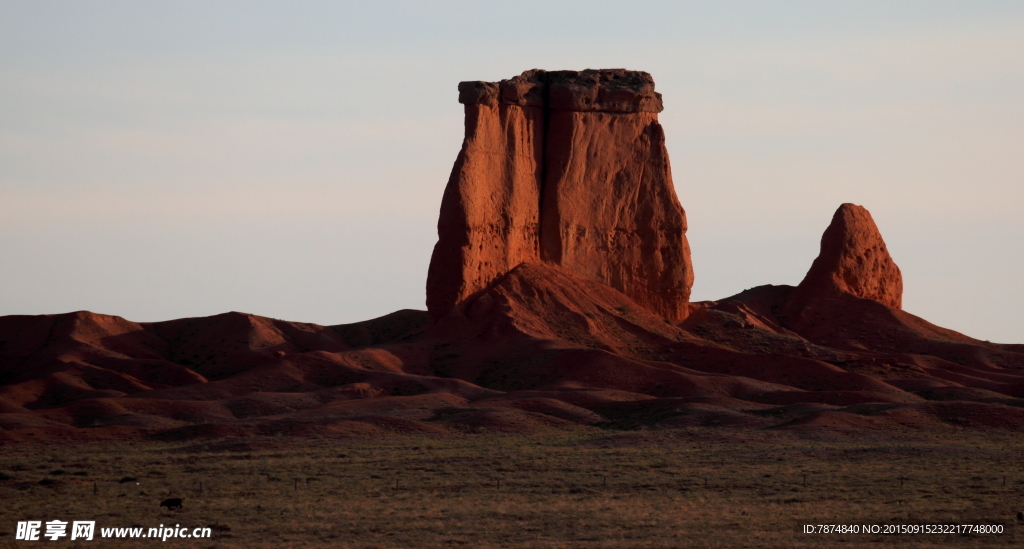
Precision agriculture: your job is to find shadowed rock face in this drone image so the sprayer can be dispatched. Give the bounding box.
[788,203,903,311]
[426,69,693,321]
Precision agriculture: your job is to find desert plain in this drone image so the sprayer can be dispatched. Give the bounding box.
[2,430,1023,548]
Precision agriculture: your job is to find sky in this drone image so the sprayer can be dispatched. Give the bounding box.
[1,1,1022,342]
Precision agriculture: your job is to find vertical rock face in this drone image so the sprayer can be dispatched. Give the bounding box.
[541,109,692,320]
[788,203,903,310]
[425,81,545,316]
[426,69,693,321]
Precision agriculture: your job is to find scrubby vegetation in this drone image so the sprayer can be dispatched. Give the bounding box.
[1,429,1021,548]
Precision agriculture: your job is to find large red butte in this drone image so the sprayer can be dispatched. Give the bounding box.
[426,69,694,322]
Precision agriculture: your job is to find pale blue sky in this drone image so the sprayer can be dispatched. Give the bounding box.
[1,1,1022,341]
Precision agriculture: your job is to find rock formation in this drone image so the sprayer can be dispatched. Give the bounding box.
[8,70,1024,445]
[787,203,903,311]
[426,69,693,321]
[424,79,545,318]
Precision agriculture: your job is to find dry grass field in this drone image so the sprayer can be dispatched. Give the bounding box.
[1,427,1022,548]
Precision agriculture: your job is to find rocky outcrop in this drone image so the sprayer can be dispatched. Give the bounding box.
[541,108,691,320]
[787,203,903,311]
[424,83,545,316]
[426,69,693,321]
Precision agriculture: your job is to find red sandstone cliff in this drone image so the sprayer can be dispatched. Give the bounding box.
[424,80,545,316]
[426,69,693,321]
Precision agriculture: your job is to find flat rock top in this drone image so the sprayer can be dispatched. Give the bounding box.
[458,69,663,113]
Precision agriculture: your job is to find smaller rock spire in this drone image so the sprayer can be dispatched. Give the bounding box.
[789,203,903,309]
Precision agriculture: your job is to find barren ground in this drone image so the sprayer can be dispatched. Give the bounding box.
[2,428,1022,548]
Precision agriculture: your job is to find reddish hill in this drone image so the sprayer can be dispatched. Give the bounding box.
[2,71,1022,443]
[3,257,1022,442]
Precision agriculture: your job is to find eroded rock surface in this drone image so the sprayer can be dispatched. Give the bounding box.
[426,69,693,321]
[788,203,903,310]
[424,90,545,316]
